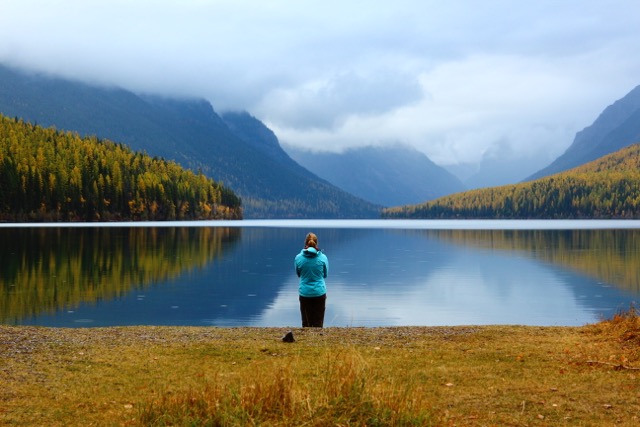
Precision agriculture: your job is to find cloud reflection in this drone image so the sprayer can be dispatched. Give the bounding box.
[255,231,629,327]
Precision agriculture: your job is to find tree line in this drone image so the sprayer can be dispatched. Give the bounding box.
[0,115,242,221]
[383,143,640,219]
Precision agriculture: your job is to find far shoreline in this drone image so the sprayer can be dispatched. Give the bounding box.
[2,218,640,230]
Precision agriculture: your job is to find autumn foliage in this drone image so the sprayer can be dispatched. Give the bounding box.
[383,143,640,219]
[0,115,241,221]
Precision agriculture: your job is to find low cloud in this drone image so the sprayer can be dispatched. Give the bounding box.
[256,71,423,130]
[1,0,639,168]
[268,51,635,164]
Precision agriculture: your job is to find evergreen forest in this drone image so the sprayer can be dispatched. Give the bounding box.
[383,143,640,219]
[0,115,242,221]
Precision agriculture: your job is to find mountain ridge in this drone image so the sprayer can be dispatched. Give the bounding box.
[284,144,466,207]
[0,64,380,218]
[527,85,640,180]
[384,142,640,219]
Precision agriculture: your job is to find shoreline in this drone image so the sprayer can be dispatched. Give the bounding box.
[3,322,640,426]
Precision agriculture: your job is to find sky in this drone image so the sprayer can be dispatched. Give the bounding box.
[1,0,639,171]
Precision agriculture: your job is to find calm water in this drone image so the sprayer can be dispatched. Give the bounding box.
[2,220,639,328]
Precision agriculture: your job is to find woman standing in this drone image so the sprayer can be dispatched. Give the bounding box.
[294,232,329,327]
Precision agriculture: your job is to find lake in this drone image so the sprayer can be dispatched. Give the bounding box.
[2,220,640,328]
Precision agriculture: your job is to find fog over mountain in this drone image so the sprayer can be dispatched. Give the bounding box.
[527,85,640,181]
[1,1,639,178]
[0,64,380,218]
[446,149,556,190]
[284,144,465,207]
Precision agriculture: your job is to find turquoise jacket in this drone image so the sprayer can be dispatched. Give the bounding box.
[295,247,329,297]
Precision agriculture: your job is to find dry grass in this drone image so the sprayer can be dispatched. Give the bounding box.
[2,313,640,426]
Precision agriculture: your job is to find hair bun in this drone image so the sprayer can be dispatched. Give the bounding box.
[305,232,318,248]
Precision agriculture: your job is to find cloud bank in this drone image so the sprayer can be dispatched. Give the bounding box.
[1,0,639,168]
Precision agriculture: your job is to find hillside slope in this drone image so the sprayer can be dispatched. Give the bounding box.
[0,64,379,218]
[284,145,466,207]
[384,143,640,219]
[0,115,241,221]
[528,85,640,180]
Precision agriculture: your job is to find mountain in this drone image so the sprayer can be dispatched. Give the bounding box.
[0,64,380,218]
[221,111,324,183]
[0,114,241,221]
[383,142,640,219]
[449,151,557,190]
[283,144,466,207]
[527,85,640,181]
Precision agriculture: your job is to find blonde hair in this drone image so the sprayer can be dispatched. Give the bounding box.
[304,232,318,249]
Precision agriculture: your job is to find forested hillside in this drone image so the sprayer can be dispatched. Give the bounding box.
[0,115,241,221]
[0,64,380,219]
[383,143,640,219]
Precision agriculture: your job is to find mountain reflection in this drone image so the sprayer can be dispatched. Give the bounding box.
[3,224,639,328]
[0,227,240,322]
[427,229,640,293]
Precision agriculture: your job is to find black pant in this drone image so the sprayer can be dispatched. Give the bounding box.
[299,294,326,327]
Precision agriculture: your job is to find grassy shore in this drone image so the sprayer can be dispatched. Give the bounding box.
[2,312,640,426]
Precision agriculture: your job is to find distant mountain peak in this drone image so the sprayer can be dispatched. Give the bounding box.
[527,85,640,181]
[284,144,465,207]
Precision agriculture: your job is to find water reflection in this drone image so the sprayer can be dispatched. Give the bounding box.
[257,228,640,327]
[2,225,638,327]
[0,227,239,323]
[429,229,640,293]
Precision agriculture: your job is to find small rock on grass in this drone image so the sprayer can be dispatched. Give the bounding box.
[281,331,295,343]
